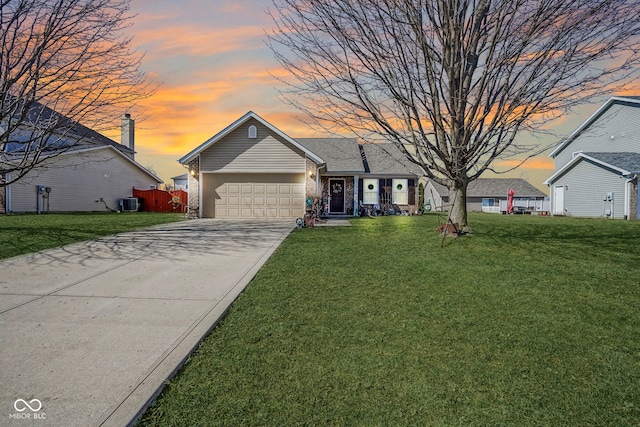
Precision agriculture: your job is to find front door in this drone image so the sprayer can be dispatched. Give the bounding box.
[553,185,565,216]
[329,178,345,213]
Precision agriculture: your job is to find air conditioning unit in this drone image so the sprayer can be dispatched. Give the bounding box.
[120,197,138,212]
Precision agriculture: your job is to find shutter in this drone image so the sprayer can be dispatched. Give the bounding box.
[408,179,415,205]
[358,178,363,203]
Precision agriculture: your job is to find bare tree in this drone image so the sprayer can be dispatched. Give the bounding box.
[268,0,640,228]
[1,0,153,186]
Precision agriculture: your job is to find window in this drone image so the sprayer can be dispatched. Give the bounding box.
[482,198,495,207]
[363,179,378,204]
[392,179,408,204]
[248,125,257,139]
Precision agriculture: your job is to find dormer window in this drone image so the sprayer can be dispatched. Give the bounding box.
[248,125,257,139]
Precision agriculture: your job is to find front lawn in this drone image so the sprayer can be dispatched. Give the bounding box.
[139,214,640,426]
[0,212,184,259]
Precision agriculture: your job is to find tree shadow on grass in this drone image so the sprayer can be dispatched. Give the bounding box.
[0,219,295,268]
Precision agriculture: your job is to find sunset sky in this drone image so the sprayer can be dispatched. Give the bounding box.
[124,0,637,192]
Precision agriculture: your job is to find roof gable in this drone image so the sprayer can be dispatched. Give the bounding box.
[549,96,640,158]
[544,151,640,185]
[178,111,323,165]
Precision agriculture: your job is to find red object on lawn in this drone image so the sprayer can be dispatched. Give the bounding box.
[507,188,515,214]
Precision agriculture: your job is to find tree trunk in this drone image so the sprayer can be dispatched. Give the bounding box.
[448,181,469,229]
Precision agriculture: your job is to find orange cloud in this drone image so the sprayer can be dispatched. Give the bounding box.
[133,25,266,58]
[497,157,554,170]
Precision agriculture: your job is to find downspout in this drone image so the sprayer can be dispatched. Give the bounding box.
[5,173,10,213]
[624,174,638,220]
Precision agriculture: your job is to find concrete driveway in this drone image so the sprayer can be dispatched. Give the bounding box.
[0,219,294,427]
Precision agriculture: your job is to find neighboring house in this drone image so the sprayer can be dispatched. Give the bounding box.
[178,111,424,219]
[1,112,161,213]
[172,173,188,191]
[425,178,547,213]
[544,96,640,220]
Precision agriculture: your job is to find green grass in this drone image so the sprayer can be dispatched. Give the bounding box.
[0,212,184,259]
[140,214,637,426]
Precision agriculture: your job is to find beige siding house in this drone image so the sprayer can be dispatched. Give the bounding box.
[3,114,161,213]
[179,112,424,219]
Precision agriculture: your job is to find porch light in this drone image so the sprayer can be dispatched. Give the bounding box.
[308,170,315,179]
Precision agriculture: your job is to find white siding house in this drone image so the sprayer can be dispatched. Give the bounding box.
[544,97,640,220]
[2,112,161,213]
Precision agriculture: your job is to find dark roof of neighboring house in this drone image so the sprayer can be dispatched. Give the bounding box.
[172,173,188,180]
[295,138,365,173]
[429,178,546,198]
[582,152,640,173]
[3,99,134,155]
[468,178,546,197]
[360,143,425,176]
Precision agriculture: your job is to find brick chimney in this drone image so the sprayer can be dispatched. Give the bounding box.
[121,113,135,159]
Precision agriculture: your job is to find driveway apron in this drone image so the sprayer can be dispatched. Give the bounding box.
[0,219,294,427]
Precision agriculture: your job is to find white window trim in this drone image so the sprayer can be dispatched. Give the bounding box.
[363,179,378,204]
[392,179,408,204]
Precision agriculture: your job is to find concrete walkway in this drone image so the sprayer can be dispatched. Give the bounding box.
[0,219,294,427]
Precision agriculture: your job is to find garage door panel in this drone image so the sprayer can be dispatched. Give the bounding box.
[266,185,279,194]
[279,197,291,206]
[266,196,278,206]
[208,173,305,219]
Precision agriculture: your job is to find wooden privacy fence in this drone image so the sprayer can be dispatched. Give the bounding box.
[132,188,188,213]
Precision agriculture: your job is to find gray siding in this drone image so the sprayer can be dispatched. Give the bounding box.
[552,160,626,219]
[200,118,305,173]
[555,104,640,167]
[467,198,484,212]
[9,148,158,212]
[425,181,447,211]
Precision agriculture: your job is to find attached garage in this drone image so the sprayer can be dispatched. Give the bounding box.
[202,173,305,218]
[178,112,325,219]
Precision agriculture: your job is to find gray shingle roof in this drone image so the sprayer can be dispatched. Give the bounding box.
[360,143,425,176]
[468,178,546,197]
[430,178,546,198]
[582,152,640,173]
[4,99,133,155]
[295,138,365,173]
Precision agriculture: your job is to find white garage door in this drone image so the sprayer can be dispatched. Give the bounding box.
[207,173,305,219]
